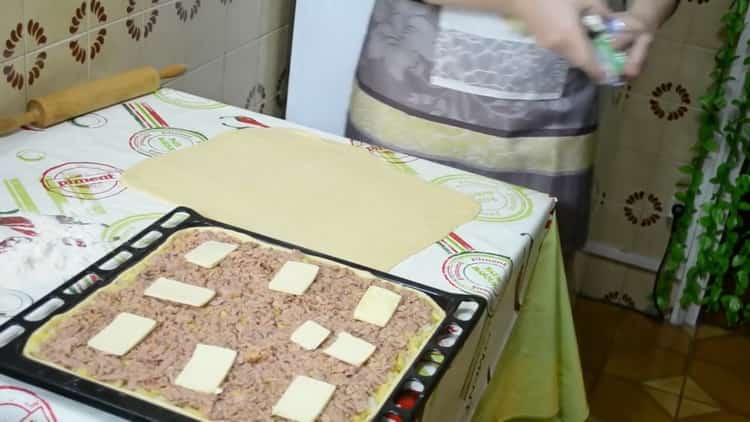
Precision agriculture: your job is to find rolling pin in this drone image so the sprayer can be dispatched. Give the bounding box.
[0,64,186,135]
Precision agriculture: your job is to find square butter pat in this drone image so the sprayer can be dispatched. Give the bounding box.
[291,320,331,351]
[353,285,402,327]
[175,344,237,394]
[184,241,238,268]
[323,332,376,367]
[272,376,336,422]
[144,277,216,307]
[87,312,156,356]
[268,261,319,295]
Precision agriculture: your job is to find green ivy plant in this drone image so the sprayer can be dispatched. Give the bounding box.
[655,0,750,326]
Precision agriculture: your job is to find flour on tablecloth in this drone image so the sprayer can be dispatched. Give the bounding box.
[0,214,112,322]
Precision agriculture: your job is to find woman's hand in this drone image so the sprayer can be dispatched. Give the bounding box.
[424,0,612,81]
[609,13,655,80]
[611,0,677,79]
[501,0,612,81]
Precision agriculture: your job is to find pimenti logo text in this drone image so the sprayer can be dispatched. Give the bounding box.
[41,162,125,200]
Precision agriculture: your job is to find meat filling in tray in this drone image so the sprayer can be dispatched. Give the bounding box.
[23,228,444,421]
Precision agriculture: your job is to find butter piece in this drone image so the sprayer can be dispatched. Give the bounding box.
[268,261,319,295]
[87,312,156,356]
[323,332,376,367]
[174,344,237,394]
[353,285,401,327]
[184,241,238,268]
[290,320,331,351]
[144,277,215,307]
[272,375,336,422]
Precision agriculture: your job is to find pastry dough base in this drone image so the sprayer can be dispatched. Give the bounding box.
[123,128,480,271]
[23,227,445,422]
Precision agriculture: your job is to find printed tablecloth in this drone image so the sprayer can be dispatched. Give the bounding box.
[0,89,557,421]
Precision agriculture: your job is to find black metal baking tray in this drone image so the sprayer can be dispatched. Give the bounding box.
[0,207,486,422]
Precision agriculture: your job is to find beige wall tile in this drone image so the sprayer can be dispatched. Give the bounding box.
[617,92,665,157]
[90,16,144,80]
[258,25,290,117]
[679,46,716,102]
[260,0,291,36]
[223,39,261,110]
[651,157,691,212]
[686,0,733,50]
[589,202,637,253]
[660,106,700,164]
[1,0,25,61]
[599,147,655,204]
[185,0,227,69]
[94,0,153,24]
[0,57,27,115]
[25,35,88,99]
[142,2,187,70]
[621,266,658,313]
[578,253,627,302]
[632,214,671,260]
[657,1,693,44]
[0,0,284,117]
[225,0,262,52]
[630,38,685,98]
[24,0,88,51]
[170,57,224,101]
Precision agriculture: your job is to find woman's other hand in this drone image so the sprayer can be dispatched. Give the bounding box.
[503,0,612,82]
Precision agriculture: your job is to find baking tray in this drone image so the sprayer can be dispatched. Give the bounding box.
[0,207,486,422]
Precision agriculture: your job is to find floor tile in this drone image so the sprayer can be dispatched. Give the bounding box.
[613,311,692,355]
[589,375,673,422]
[604,346,687,382]
[577,331,612,374]
[644,376,685,395]
[573,298,627,342]
[678,399,722,419]
[680,412,750,422]
[645,387,680,417]
[683,377,719,405]
[694,336,750,376]
[689,360,750,417]
[573,298,626,373]
[695,325,731,340]
[583,368,599,397]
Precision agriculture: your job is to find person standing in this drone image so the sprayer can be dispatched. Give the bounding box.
[347,0,678,273]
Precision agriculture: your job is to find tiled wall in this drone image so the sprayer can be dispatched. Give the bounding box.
[578,0,730,314]
[0,0,293,120]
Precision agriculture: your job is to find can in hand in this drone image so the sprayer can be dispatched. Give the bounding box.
[582,14,628,86]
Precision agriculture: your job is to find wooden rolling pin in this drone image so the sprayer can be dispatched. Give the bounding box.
[0,64,186,135]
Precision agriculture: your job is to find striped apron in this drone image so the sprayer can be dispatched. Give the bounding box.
[346,0,599,252]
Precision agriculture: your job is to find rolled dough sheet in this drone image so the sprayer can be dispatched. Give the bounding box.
[123,128,479,271]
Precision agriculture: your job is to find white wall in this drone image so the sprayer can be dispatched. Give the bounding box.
[286,0,376,136]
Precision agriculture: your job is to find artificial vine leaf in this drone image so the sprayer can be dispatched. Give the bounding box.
[737,269,749,294]
[703,138,720,152]
[717,163,731,180]
[654,0,749,318]
[728,214,740,230]
[739,175,750,192]
[732,254,746,268]
[728,295,742,313]
[679,164,695,175]
[710,283,723,305]
[712,208,725,225]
